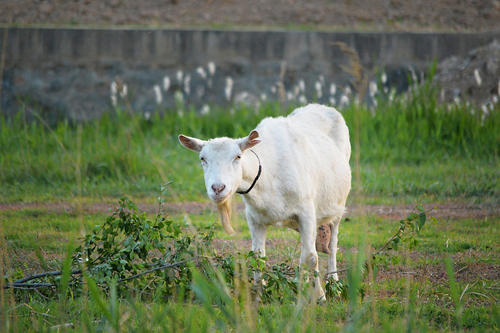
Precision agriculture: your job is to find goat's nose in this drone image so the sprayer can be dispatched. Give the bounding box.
[211,184,226,194]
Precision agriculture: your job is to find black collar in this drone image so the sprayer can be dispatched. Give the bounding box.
[237,149,262,195]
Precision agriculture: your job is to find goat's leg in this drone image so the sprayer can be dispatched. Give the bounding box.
[249,221,266,257]
[298,207,325,302]
[327,218,341,281]
[248,220,267,298]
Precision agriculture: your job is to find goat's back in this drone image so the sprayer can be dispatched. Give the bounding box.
[288,104,351,161]
[250,104,351,218]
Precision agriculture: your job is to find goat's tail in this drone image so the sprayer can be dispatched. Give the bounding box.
[217,196,235,235]
[328,107,351,161]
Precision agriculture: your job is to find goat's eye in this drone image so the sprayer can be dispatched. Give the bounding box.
[235,155,241,160]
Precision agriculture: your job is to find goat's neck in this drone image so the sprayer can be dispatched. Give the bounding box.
[240,150,261,192]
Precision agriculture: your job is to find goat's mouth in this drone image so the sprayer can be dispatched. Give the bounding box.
[210,192,232,204]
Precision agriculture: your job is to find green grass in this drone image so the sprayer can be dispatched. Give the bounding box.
[1,206,499,331]
[0,210,105,251]
[7,298,497,331]
[0,79,498,204]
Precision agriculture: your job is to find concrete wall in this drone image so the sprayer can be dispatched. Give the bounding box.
[1,27,498,121]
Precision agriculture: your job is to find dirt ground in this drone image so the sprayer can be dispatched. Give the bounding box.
[3,200,499,294]
[1,200,498,220]
[2,0,499,32]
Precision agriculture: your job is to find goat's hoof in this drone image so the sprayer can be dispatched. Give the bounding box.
[251,287,263,303]
[251,280,265,303]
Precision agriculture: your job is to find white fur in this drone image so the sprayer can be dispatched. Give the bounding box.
[179,104,351,301]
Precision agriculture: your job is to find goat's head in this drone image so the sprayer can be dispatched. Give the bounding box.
[178,130,260,234]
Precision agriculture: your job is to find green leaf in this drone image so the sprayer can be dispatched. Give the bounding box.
[417,212,426,231]
[407,212,419,221]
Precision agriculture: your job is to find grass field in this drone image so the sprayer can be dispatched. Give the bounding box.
[1,80,499,331]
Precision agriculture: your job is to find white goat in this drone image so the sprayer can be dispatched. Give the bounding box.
[179,103,351,301]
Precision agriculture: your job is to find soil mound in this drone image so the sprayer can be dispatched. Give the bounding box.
[436,40,500,108]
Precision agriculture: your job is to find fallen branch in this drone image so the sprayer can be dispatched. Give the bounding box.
[13,269,82,284]
[3,269,82,289]
[4,283,55,289]
[4,262,185,290]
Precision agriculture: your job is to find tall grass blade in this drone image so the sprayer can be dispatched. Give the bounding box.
[445,256,463,330]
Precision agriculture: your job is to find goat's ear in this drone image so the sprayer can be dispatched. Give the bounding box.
[239,130,261,151]
[178,134,206,152]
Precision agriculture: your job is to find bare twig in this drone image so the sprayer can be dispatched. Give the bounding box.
[21,303,54,318]
[50,323,75,330]
[324,268,349,280]
[118,261,186,283]
[4,283,56,289]
[372,229,404,257]
[13,269,82,284]
[33,287,51,300]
